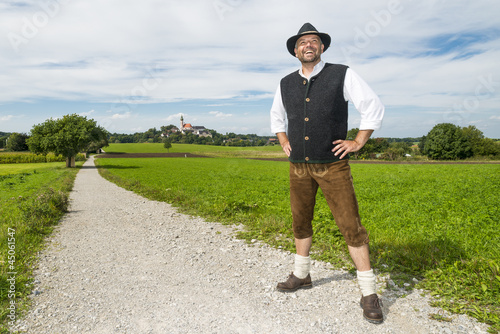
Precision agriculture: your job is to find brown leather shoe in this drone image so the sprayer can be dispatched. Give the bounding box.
[276,272,312,292]
[360,294,384,324]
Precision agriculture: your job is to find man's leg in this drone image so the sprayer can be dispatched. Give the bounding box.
[348,228,382,324]
[289,162,316,279]
[348,243,371,271]
[296,236,312,257]
[316,161,383,323]
[349,244,377,296]
[277,236,313,291]
[276,164,315,292]
[293,236,312,280]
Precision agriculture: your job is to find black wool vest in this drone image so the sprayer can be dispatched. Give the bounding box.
[280,63,349,163]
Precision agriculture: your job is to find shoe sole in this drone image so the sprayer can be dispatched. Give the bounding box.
[363,315,383,324]
[276,283,313,292]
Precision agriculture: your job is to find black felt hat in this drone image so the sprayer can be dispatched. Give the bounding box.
[286,23,331,57]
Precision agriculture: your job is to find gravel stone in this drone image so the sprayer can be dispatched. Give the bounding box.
[11,156,491,333]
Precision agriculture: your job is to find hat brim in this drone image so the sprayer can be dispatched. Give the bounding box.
[286,32,331,57]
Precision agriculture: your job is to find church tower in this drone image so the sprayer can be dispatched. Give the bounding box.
[180,115,184,131]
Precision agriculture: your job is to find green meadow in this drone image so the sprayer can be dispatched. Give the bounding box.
[104,142,286,158]
[96,144,500,332]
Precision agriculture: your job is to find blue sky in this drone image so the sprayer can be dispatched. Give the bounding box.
[1,0,499,138]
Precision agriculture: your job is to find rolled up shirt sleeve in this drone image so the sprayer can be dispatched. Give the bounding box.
[270,83,287,134]
[343,68,384,131]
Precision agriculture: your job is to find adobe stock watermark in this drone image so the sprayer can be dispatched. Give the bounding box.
[7,0,70,53]
[213,0,245,21]
[445,74,498,124]
[340,0,405,62]
[6,227,17,327]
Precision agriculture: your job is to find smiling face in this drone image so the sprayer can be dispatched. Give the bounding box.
[294,34,324,65]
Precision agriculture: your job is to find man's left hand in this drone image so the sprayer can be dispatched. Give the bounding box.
[332,139,362,160]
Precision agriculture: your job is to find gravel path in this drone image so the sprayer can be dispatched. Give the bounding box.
[12,157,490,334]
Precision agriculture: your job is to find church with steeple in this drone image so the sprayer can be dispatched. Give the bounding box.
[179,115,212,137]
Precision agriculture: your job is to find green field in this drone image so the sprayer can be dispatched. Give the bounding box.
[95,148,499,332]
[104,142,286,158]
[0,161,83,332]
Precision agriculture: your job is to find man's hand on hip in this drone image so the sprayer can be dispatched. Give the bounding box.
[332,140,363,159]
[332,129,374,159]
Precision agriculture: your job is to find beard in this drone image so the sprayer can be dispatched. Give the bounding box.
[297,48,321,64]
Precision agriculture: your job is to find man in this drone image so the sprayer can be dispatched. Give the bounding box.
[270,23,385,324]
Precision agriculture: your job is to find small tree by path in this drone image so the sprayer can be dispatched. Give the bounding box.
[27,114,109,167]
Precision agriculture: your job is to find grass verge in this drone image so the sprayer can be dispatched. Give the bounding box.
[0,162,83,333]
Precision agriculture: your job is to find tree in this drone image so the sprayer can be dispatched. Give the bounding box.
[6,132,29,151]
[27,114,109,167]
[461,125,500,157]
[163,138,172,152]
[418,135,427,155]
[423,123,472,160]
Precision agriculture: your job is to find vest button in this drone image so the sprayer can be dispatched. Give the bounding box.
[305,157,310,161]
[305,136,309,140]
[305,98,310,102]
[303,80,307,85]
[305,117,309,122]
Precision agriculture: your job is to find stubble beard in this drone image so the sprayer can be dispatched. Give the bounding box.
[298,48,321,64]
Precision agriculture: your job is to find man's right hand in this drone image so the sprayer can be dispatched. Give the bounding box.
[281,141,292,157]
[276,132,292,157]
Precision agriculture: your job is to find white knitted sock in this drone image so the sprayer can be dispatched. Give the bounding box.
[294,254,311,279]
[357,269,377,297]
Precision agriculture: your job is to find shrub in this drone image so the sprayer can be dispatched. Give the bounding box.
[18,188,69,232]
[0,152,86,164]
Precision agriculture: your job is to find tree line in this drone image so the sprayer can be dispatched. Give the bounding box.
[108,126,272,147]
[348,124,499,160]
[2,116,499,165]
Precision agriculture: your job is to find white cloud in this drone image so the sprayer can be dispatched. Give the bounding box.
[111,112,132,120]
[209,111,233,118]
[79,110,95,117]
[0,115,14,121]
[164,113,184,122]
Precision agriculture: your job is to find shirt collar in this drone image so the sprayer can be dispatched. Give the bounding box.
[298,60,325,79]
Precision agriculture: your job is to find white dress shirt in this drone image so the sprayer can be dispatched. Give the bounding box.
[270,60,384,134]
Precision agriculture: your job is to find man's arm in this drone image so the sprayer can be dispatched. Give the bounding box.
[270,83,291,157]
[276,132,292,157]
[332,129,373,160]
[332,68,384,159]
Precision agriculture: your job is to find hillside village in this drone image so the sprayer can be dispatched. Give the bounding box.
[161,115,212,138]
